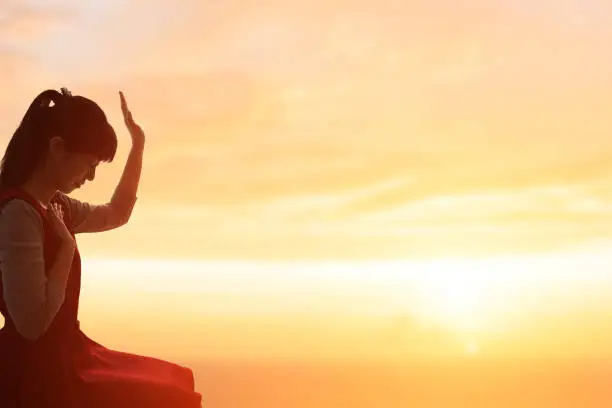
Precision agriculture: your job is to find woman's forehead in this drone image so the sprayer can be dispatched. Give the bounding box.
[72,151,99,164]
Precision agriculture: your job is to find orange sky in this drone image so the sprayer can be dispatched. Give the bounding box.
[72,256,612,364]
[2,0,612,259]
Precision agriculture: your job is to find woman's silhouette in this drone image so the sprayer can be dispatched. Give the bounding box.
[0,88,202,407]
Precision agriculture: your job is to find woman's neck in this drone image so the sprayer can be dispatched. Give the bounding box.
[21,173,57,208]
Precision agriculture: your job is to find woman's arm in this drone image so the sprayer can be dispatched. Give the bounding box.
[62,144,143,234]
[0,200,75,341]
[110,142,143,221]
[115,91,145,212]
[57,91,145,234]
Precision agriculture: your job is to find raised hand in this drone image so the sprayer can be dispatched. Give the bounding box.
[120,91,145,150]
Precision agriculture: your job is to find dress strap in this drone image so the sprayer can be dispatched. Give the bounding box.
[0,188,48,220]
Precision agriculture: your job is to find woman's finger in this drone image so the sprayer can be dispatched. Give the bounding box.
[120,91,129,116]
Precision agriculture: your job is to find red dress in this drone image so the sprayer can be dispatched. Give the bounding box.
[0,189,203,408]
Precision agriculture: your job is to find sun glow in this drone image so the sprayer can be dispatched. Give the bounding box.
[382,254,611,339]
[70,253,612,366]
[413,264,500,333]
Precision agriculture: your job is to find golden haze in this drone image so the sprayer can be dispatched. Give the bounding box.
[2,1,612,406]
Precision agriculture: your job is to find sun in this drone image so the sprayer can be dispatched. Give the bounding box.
[420,274,488,331]
[409,260,505,334]
[465,340,480,356]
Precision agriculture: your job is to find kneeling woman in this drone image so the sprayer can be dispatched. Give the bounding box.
[0,88,202,408]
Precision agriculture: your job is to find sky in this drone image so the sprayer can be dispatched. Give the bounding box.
[2,0,612,260]
[2,2,612,406]
[77,256,612,363]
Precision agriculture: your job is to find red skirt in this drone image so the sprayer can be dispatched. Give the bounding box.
[0,326,203,408]
[76,332,202,408]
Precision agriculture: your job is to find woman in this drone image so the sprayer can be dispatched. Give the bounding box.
[0,88,202,407]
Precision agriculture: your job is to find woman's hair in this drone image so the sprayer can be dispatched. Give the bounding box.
[0,88,117,189]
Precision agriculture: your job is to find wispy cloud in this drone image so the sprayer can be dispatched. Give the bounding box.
[0,2,73,40]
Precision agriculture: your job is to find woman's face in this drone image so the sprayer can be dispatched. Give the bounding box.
[48,137,100,193]
[59,152,99,193]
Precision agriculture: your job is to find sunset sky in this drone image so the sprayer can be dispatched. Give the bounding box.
[2,1,612,406]
[1,0,612,259]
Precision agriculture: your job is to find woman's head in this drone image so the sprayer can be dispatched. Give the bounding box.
[0,88,117,193]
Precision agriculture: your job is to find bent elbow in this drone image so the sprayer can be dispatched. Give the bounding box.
[110,206,132,229]
[114,212,130,228]
[119,212,131,226]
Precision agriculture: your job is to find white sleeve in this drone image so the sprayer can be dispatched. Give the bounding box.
[56,193,137,234]
[0,200,67,340]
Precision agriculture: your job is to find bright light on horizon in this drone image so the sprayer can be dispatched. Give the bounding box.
[75,251,612,362]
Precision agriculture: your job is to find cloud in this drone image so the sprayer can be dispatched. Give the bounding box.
[0,1,79,133]
[55,0,612,196]
[0,2,73,41]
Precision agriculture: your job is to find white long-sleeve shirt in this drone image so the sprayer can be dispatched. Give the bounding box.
[0,192,136,340]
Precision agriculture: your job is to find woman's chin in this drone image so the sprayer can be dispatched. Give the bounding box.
[59,183,79,194]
